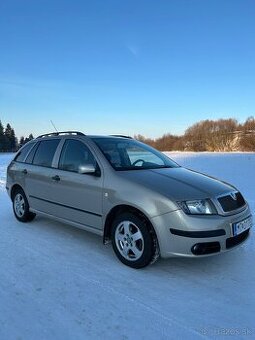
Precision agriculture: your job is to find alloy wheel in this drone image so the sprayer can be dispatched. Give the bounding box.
[115,220,144,261]
[14,193,25,218]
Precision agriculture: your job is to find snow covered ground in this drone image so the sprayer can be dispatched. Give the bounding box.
[0,152,254,339]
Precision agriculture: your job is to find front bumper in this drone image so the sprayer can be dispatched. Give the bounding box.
[152,205,253,258]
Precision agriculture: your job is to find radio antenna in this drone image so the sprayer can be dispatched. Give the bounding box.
[50,120,58,132]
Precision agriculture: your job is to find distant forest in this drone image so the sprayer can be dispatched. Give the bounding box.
[135,117,255,152]
[0,120,34,152]
[0,117,255,152]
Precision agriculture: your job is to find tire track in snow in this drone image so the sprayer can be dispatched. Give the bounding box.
[75,272,208,339]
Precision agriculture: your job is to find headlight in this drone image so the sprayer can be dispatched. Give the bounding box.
[177,199,217,215]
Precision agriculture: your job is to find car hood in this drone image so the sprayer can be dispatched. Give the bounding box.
[118,167,234,201]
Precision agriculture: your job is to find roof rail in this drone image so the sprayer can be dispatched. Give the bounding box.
[37,131,85,139]
[110,134,133,139]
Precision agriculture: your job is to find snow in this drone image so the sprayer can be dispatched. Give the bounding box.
[0,152,254,339]
[0,153,11,189]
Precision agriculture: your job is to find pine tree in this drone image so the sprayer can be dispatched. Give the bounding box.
[22,134,32,145]
[0,120,5,152]
[19,136,25,148]
[10,128,17,151]
[3,123,17,151]
[4,123,13,151]
[28,133,34,141]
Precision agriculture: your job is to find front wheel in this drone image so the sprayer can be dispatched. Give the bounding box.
[111,213,157,269]
[13,188,36,222]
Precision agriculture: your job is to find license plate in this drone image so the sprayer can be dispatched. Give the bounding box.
[232,215,253,236]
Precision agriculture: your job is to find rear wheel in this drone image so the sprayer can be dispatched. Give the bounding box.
[13,188,36,222]
[111,213,157,269]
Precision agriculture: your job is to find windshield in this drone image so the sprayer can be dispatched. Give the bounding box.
[92,138,180,171]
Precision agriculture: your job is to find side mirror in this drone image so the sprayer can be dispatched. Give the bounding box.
[78,164,96,175]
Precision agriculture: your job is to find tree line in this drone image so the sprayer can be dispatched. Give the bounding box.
[135,117,255,152]
[1,117,255,152]
[0,120,34,152]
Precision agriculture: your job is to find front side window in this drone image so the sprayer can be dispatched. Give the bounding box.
[59,139,97,173]
[15,142,36,163]
[92,138,179,170]
[33,139,60,167]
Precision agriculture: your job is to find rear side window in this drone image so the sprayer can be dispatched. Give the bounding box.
[25,142,39,164]
[33,140,60,167]
[15,142,36,163]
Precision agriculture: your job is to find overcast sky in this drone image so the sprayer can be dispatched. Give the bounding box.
[1,0,255,138]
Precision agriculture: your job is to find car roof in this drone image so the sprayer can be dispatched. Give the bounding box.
[88,135,132,139]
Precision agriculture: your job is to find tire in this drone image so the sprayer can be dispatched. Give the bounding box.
[12,187,36,222]
[111,212,157,269]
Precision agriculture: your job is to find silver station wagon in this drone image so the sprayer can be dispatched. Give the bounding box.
[6,131,253,268]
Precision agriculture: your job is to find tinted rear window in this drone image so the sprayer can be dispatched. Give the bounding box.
[33,140,60,167]
[15,142,36,163]
[25,142,39,164]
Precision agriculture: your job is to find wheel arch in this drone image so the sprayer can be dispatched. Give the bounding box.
[10,184,24,201]
[103,204,159,248]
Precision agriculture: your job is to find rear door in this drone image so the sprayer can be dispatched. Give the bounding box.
[8,141,37,193]
[24,138,62,212]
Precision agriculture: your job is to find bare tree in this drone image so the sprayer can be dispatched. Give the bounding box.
[240,116,255,151]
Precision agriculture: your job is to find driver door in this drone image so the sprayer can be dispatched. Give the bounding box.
[48,139,103,231]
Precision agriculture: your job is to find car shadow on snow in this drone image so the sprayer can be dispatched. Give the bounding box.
[151,238,253,280]
[32,214,253,278]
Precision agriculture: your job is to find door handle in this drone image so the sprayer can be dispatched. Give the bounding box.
[22,169,28,174]
[52,175,60,182]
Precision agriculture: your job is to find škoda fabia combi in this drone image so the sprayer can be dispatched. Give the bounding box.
[6,131,253,268]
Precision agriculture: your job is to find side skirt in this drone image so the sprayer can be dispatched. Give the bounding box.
[30,208,104,237]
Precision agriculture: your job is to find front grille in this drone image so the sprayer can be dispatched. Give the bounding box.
[226,229,250,249]
[218,192,246,212]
